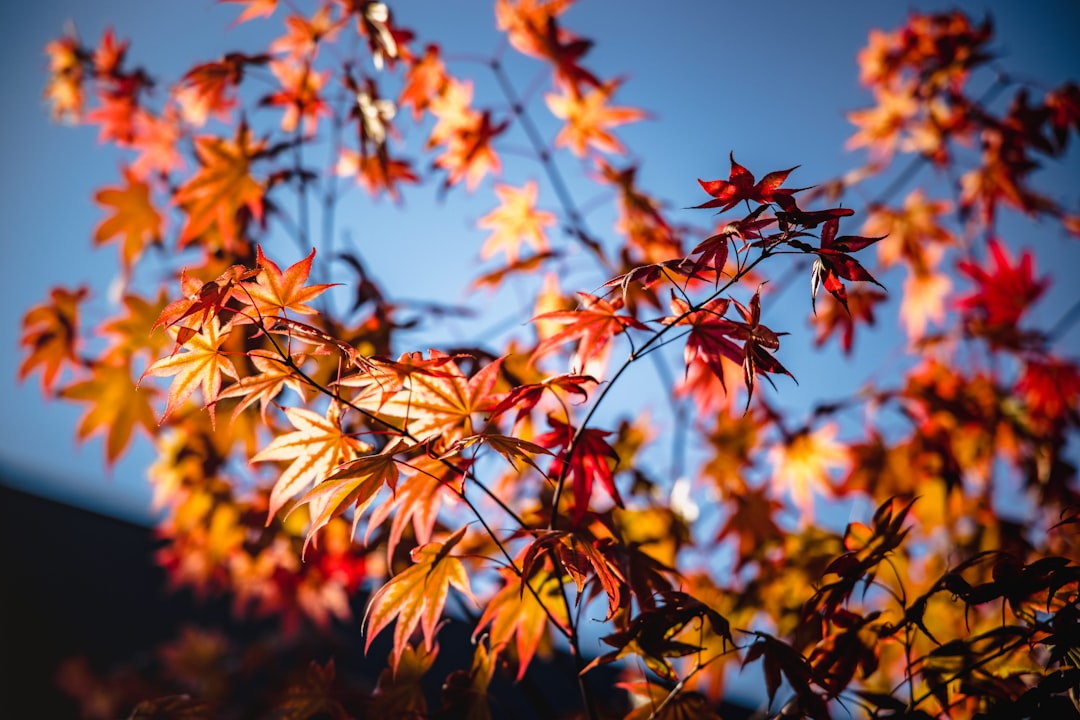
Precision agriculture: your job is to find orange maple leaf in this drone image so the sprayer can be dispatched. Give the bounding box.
[130,108,185,178]
[531,292,646,372]
[220,0,277,24]
[398,44,447,120]
[174,53,268,126]
[142,316,239,424]
[900,267,952,341]
[234,245,336,323]
[768,423,849,520]
[495,0,573,58]
[861,190,954,271]
[99,290,171,362]
[44,33,84,122]
[213,348,307,423]
[60,357,157,465]
[172,123,265,249]
[270,6,342,59]
[366,457,454,561]
[474,568,567,680]
[252,403,370,523]
[335,148,419,200]
[847,82,920,160]
[427,77,478,147]
[293,448,401,554]
[478,181,556,263]
[546,80,645,157]
[265,58,329,135]
[495,0,597,91]
[19,285,88,393]
[93,167,163,269]
[363,353,504,445]
[363,526,475,672]
[434,110,507,190]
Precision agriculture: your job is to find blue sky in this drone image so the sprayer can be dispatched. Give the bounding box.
[2,0,1079,525]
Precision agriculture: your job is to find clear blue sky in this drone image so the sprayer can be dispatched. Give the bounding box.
[2,0,1078,524]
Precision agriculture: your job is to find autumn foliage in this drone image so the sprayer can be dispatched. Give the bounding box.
[21,3,1080,719]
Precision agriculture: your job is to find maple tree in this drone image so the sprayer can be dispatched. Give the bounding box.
[19,3,1080,719]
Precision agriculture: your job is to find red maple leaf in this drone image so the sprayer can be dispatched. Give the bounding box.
[531,292,646,371]
[535,415,622,523]
[805,215,886,312]
[693,152,799,213]
[956,238,1047,331]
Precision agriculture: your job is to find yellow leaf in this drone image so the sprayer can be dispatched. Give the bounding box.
[364,526,475,672]
[252,404,370,523]
[477,181,555,263]
[142,316,238,425]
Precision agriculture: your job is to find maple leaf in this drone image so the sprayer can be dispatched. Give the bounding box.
[93,167,163,269]
[263,58,330,135]
[520,528,626,619]
[474,568,568,680]
[293,447,401,555]
[900,268,951,341]
[398,44,447,120]
[546,80,645,157]
[86,88,139,145]
[364,526,476,671]
[336,147,419,200]
[774,194,854,230]
[598,160,680,261]
[1017,357,1080,431]
[172,123,266,249]
[270,6,342,59]
[861,190,954,271]
[43,32,84,122]
[142,316,239,424]
[846,82,920,160]
[488,373,596,428]
[175,53,270,126]
[956,237,1047,333]
[221,0,278,25]
[536,415,623,523]
[358,352,504,445]
[812,286,887,354]
[716,481,785,571]
[60,357,158,465]
[100,290,171,362]
[213,348,307,422]
[367,456,456,561]
[129,108,185,178]
[768,423,850,520]
[368,642,437,718]
[589,592,732,683]
[806,215,886,313]
[434,110,507,190]
[531,292,646,372]
[477,181,556,263]
[153,264,259,339]
[667,289,794,407]
[234,245,336,323]
[252,403,370,523]
[694,152,799,213]
[495,0,598,91]
[439,641,496,720]
[18,285,88,394]
[427,77,479,147]
[495,0,573,58]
